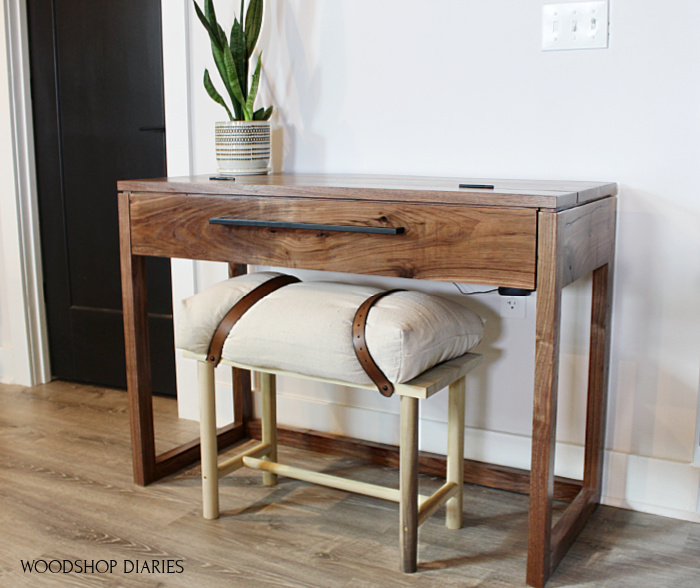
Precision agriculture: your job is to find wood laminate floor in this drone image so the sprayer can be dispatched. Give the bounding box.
[1,381,699,587]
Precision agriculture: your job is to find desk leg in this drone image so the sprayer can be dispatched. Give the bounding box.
[229,263,253,424]
[527,210,562,588]
[544,263,614,575]
[583,263,613,497]
[119,193,248,486]
[528,201,615,587]
[119,193,156,485]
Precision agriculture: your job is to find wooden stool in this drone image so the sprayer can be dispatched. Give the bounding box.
[185,351,482,573]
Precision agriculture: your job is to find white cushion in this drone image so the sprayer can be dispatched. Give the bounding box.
[176,272,483,386]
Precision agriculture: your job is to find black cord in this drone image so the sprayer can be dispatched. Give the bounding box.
[452,283,498,296]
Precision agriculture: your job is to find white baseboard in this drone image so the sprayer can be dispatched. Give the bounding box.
[0,348,16,384]
[602,497,700,524]
[602,450,700,522]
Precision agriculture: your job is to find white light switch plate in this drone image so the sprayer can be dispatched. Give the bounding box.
[542,1,608,51]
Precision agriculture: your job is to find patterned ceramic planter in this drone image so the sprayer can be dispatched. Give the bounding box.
[215,121,271,176]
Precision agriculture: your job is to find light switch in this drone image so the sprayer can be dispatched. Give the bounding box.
[542,1,609,51]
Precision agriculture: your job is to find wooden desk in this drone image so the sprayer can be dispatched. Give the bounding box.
[118,174,616,587]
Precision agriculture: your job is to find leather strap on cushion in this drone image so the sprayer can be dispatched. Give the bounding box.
[207,274,301,366]
[352,289,406,397]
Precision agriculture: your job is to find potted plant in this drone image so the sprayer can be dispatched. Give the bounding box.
[193,0,274,175]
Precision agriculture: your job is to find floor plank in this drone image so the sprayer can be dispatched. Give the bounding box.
[1,381,699,587]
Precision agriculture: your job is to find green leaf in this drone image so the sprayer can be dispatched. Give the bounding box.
[210,41,240,119]
[244,0,263,58]
[207,22,241,119]
[223,44,247,111]
[215,22,228,54]
[204,0,214,19]
[193,0,223,51]
[203,70,233,120]
[244,53,262,120]
[253,105,273,120]
[204,0,227,47]
[230,19,248,99]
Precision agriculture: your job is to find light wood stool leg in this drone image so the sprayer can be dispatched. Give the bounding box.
[198,361,219,519]
[261,372,277,486]
[400,395,419,573]
[446,376,465,529]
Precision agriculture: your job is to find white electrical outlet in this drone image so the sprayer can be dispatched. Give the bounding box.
[500,297,527,319]
[542,1,609,51]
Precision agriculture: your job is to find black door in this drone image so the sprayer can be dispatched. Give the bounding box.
[27,0,176,396]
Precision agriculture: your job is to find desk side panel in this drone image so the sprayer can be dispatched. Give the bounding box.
[128,193,537,289]
[555,197,617,288]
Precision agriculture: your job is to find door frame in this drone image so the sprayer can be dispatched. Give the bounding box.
[4,0,194,386]
[2,0,48,385]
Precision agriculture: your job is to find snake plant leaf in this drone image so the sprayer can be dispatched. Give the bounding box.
[244,0,263,58]
[203,69,233,120]
[195,0,233,112]
[193,1,223,51]
[253,105,273,120]
[244,53,262,121]
[215,21,243,118]
[215,22,229,58]
[230,19,248,100]
[223,44,247,111]
[204,0,226,48]
[210,40,241,119]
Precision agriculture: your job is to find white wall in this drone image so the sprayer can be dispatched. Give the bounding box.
[171,0,700,522]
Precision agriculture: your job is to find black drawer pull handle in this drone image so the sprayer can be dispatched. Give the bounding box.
[459,183,494,189]
[209,218,405,235]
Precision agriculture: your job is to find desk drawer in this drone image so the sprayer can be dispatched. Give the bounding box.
[128,193,537,288]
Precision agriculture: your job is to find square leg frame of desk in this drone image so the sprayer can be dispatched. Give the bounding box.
[119,193,251,484]
[527,199,616,587]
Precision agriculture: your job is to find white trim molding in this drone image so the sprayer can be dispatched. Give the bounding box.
[693,366,700,468]
[161,0,193,177]
[1,0,50,385]
[161,0,201,414]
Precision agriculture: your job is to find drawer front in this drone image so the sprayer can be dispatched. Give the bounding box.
[128,193,537,288]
